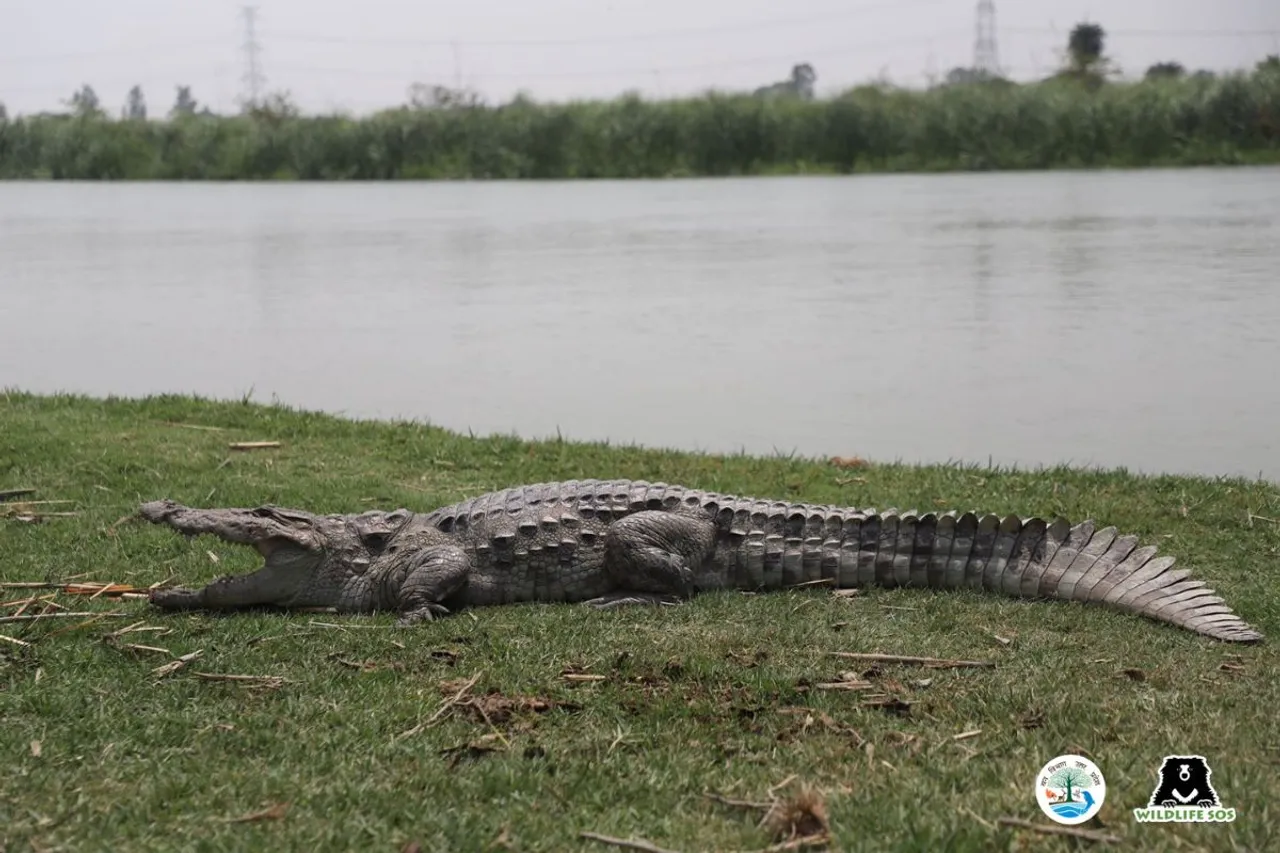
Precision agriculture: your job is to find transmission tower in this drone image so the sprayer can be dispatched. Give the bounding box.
[973,0,1000,77]
[240,6,266,109]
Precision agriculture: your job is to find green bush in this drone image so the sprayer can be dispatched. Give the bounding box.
[1,70,1277,180]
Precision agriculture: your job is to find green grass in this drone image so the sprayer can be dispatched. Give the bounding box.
[2,70,1279,180]
[2,391,1278,852]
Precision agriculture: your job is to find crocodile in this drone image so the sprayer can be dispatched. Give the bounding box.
[139,478,1264,643]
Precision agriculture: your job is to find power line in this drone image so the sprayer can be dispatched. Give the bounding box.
[241,6,265,108]
[258,0,951,49]
[1006,27,1280,39]
[0,40,236,66]
[3,23,1277,66]
[3,15,1276,113]
[265,32,968,83]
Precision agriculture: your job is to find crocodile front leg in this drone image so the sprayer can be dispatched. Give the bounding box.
[585,510,718,609]
[384,545,473,625]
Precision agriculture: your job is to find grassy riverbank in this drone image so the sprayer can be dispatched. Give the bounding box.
[3,71,1279,180]
[2,391,1277,851]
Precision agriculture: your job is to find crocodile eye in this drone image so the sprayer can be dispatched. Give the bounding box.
[360,531,391,550]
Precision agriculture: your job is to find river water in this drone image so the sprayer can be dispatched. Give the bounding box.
[1,169,1277,481]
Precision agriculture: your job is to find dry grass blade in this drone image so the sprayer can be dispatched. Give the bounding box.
[814,679,874,691]
[767,776,798,799]
[105,621,173,644]
[224,802,290,823]
[192,672,290,689]
[0,611,130,625]
[704,792,773,811]
[0,488,38,501]
[578,831,681,853]
[861,694,913,712]
[395,671,483,741]
[996,817,1120,844]
[3,509,80,521]
[1,593,55,613]
[105,620,148,639]
[778,708,867,746]
[2,500,75,507]
[101,623,174,656]
[119,643,172,656]
[784,578,836,589]
[742,834,831,852]
[440,732,508,768]
[1,493,78,522]
[829,652,995,669]
[228,441,281,450]
[1,633,33,647]
[153,649,204,678]
[333,657,379,671]
[64,582,150,599]
[159,421,226,432]
[8,596,65,620]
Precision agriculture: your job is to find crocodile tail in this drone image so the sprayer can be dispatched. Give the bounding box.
[839,509,1263,643]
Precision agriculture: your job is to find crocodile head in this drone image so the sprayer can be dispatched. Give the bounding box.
[138,500,414,612]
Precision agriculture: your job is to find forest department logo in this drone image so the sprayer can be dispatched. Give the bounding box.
[1035,754,1106,825]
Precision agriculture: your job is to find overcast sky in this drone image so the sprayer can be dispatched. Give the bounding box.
[3,0,1278,116]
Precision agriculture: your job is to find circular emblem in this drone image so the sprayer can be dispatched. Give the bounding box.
[1035,754,1106,825]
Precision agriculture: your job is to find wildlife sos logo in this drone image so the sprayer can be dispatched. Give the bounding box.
[1035,754,1106,825]
[1132,755,1237,823]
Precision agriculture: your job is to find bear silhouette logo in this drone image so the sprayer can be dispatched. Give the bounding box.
[1133,755,1236,823]
[1146,756,1220,809]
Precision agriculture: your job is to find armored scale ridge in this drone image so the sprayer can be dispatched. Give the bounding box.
[140,478,1264,643]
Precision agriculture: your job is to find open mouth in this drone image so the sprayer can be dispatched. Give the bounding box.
[139,500,325,611]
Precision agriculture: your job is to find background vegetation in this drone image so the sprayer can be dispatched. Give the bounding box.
[2,392,1278,851]
[2,66,1278,180]
[3,16,1279,182]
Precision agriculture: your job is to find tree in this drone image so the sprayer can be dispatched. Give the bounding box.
[1067,23,1106,73]
[753,63,817,100]
[943,67,1006,87]
[245,90,300,121]
[1053,21,1117,87]
[65,84,104,118]
[1048,766,1091,804]
[1145,62,1185,80]
[171,85,199,117]
[0,102,7,122]
[124,85,147,120]
[406,82,484,110]
[1258,55,1280,74]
